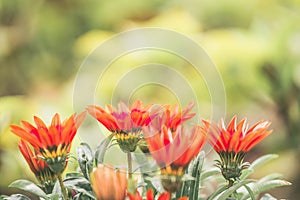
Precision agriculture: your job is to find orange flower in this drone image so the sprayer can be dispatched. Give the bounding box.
[87,100,156,152]
[151,102,195,132]
[205,116,272,153]
[87,100,153,133]
[144,125,206,169]
[138,102,195,154]
[11,112,86,173]
[143,124,207,192]
[204,116,272,184]
[91,165,127,200]
[18,140,57,194]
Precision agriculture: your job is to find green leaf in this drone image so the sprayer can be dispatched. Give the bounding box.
[1,194,31,200]
[218,179,254,200]
[176,152,205,199]
[9,179,48,199]
[95,133,114,166]
[257,173,282,183]
[207,185,227,200]
[133,152,159,196]
[241,180,291,200]
[250,154,278,170]
[63,177,96,199]
[201,168,220,182]
[243,183,255,200]
[189,152,205,200]
[77,142,94,180]
[239,168,254,180]
[47,194,60,200]
[51,181,61,195]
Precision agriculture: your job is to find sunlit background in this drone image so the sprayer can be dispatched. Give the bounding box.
[1,0,300,199]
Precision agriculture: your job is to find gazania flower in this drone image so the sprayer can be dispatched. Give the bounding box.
[139,102,195,153]
[87,100,156,153]
[128,189,188,200]
[10,112,86,174]
[150,101,196,132]
[143,124,207,193]
[204,116,272,185]
[91,164,127,200]
[18,140,57,194]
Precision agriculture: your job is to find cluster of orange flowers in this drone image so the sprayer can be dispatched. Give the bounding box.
[10,100,272,200]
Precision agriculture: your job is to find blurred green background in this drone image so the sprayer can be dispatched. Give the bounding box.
[1,0,300,199]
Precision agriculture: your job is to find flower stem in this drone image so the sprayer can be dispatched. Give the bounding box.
[228,179,234,188]
[127,152,136,194]
[57,172,68,200]
[127,152,133,179]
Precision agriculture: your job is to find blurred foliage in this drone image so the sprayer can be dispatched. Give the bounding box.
[1,0,300,198]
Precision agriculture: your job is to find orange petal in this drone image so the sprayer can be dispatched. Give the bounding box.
[34,116,47,129]
[10,125,39,148]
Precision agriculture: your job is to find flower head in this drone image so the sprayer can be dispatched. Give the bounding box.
[87,100,156,152]
[11,112,86,173]
[205,116,272,184]
[139,101,195,153]
[91,164,127,200]
[18,140,57,194]
[143,124,207,192]
[151,101,195,132]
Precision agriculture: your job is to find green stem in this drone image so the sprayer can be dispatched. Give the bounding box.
[228,179,234,188]
[57,173,68,200]
[127,152,133,179]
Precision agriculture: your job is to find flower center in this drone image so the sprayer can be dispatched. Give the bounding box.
[115,132,141,153]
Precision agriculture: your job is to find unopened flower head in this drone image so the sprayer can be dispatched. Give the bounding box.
[91,164,127,200]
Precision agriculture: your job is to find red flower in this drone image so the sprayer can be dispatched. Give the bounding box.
[18,140,57,194]
[10,112,86,173]
[205,116,272,153]
[204,116,272,184]
[91,164,127,200]
[87,100,157,152]
[151,102,195,132]
[87,100,154,133]
[144,125,207,169]
[143,124,207,192]
[128,189,187,200]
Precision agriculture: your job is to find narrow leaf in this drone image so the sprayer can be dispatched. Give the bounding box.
[250,154,278,170]
[243,184,255,200]
[257,173,282,183]
[63,177,96,199]
[1,194,31,200]
[218,179,254,200]
[77,143,94,180]
[9,179,48,199]
[47,194,60,200]
[241,180,291,200]
[201,168,220,182]
[95,133,114,166]
[207,185,227,200]
[189,152,205,200]
[240,168,254,180]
